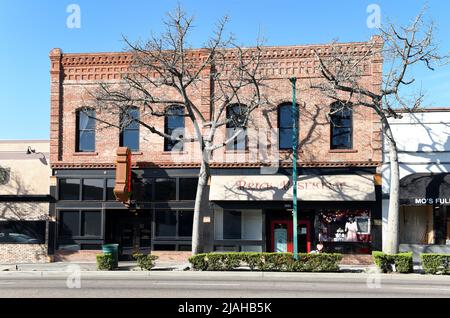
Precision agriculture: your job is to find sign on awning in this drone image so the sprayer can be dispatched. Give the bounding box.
[400,173,450,205]
[209,174,376,202]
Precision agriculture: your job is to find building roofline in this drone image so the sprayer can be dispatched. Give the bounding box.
[55,37,381,57]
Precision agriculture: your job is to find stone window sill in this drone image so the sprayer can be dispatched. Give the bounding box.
[328,149,358,154]
[73,152,98,156]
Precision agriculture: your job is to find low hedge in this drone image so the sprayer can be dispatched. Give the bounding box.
[421,254,450,275]
[189,252,342,272]
[372,251,413,273]
[133,252,159,271]
[96,253,115,271]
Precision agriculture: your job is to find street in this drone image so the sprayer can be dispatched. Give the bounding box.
[0,272,449,298]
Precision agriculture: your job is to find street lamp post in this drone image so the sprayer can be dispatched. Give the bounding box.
[290,77,299,260]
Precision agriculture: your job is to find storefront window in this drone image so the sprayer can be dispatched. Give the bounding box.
[154,178,176,201]
[155,210,177,237]
[82,179,104,201]
[179,178,198,201]
[0,221,46,244]
[317,209,371,243]
[59,178,81,201]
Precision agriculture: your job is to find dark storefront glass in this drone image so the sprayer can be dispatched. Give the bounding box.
[155,178,176,201]
[81,211,102,237]
[179,178,198,201]
[317,209,371,243]
[155,210,177,237]
[223,210,242,239]
[106,179,115,201]
[59,211,80,237]
[178,211,194,237]
[0,221,46,244]
[82,179,104,201]
[59,178,80,200]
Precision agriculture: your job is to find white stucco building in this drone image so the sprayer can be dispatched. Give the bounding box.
[382,109,450,255]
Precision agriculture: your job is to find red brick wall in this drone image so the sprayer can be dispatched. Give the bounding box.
[50,38,383,170]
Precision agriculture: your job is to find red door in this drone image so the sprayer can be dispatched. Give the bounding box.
[271,219,311,253]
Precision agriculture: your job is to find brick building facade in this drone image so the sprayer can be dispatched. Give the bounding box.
[49,36,383,261]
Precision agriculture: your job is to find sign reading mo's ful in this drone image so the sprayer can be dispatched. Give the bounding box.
[209,175,376,202]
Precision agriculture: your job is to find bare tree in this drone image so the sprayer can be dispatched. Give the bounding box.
[310,8,449,253]
[84,6,267,254]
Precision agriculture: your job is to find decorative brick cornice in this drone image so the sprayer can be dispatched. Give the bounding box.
[59,39,381,82]
[51,161,381,170]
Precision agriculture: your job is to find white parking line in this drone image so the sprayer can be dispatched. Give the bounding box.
[153,282,241,287]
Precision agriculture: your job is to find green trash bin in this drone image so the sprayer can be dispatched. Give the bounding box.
[102,244,119,268]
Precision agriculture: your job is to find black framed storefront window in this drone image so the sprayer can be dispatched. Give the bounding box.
[179,178,198,201]
[59,178,81,201]
[223,210,242,240]
[82,179,104,201]
[0,221,46,244]
[154,178,176,201]
[59,210,102,238]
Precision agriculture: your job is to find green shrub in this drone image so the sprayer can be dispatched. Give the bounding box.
[372,251,413,273]
[421,254,450,275]
[189,252,342,272]
[96,253,115,271]
[133,252,159,271]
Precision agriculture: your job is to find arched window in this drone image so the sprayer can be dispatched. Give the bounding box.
[120,107,140,151]
[164,105,185,151]
[76,109,96,152]
[226,103,248,151]
[330,102,353,149]
[278,103,298,150]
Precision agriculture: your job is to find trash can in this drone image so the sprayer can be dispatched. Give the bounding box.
[102,244,119,268]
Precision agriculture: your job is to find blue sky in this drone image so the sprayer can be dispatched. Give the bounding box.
[1,0,449,140]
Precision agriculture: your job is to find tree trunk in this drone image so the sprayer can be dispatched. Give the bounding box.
[191,160,210,255]
[384,123,400,254]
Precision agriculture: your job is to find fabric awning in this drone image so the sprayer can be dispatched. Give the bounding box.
[400,173,450,205]
[209,174,376,202]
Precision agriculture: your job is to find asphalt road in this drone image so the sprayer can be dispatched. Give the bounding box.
[0,272,449,298]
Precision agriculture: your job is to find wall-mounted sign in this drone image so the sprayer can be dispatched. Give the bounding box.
[114,147,132,204]
[209,174,376,202]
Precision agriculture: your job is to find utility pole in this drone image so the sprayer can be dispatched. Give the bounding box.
[290,77,299,260]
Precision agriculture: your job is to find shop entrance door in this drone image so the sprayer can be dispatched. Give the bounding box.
[108,213,151,260]
[271,219,311,253]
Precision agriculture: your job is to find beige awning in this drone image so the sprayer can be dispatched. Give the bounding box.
[209,174,376,202]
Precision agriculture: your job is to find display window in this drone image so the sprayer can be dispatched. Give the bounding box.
[317,209,371,243]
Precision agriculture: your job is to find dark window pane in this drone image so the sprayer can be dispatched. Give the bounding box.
[79,110,96,130]
[330,103,353,149]
[178,211,193,237]
[121,130,140,151]
[76,110,96,152]
[120,108,140,151]
[83,179,104,201]
[82,211,102,237]
[223,210,242,240]
[106,179,115,201]
[59,211,80,237]
[164,106,185,151]
[154,178,176,201]
[155,210,176,237]
[131,178,153,202]
[0,221,46,244]
[78,130,95,152]
[59,179,80,201]
[279,128,293,149]
[179,178,198,201]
